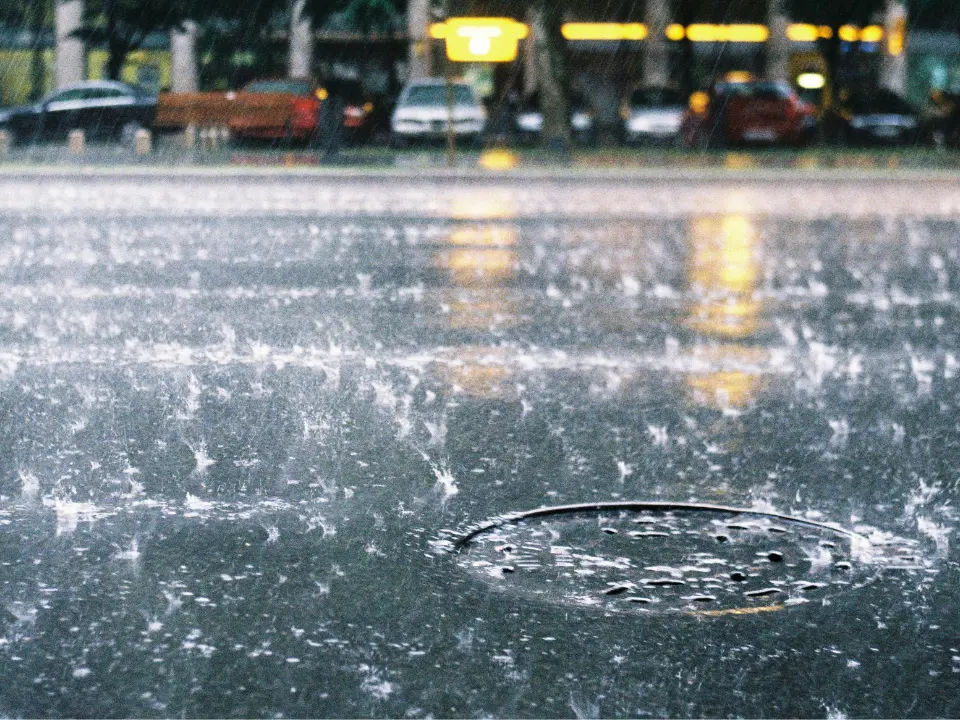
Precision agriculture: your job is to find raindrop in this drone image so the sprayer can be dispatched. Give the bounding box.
[767,552,784,562]
[601,527,618,535]
[835,561,852,571]
[715,535,729,543]
[730,571,747,582]
[645,578,686,587]
[500,566,515,574]
[627,597,653,604]
[604,585,632,596]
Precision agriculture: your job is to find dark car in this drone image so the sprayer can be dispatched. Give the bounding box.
[621,86,686,145]
[0,80,156,146]
[682,80,816,148]
[514,90,597,146]
[830,89,921,146]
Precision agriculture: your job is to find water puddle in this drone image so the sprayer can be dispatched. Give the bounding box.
[443,502,928,616]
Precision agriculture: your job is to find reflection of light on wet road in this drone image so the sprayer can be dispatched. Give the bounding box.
[435,224,519,329]
[446,190,520,220]
[685,347,770,410]
[432,346,515,400]
[478,149,520,171]
[687,214,761,339]
[685,213,769,410]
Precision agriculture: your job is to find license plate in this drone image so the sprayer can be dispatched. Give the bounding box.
[743,128,777,141]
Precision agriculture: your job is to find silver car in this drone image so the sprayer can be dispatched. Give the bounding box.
[390,79,487,147]
[621,86,686,145]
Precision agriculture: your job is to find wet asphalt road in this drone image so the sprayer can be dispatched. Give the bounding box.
[0,170,959,718]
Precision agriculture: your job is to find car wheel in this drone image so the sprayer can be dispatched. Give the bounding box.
[389,133,407,150]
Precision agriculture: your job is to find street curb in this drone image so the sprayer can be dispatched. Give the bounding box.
[0,163,957,184]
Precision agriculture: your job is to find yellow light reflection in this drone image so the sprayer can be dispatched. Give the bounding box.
[478,148,520,171]
[685,214,768,411]
[434,346,515,399]
[447,191,519,220]
[435,224,520,330]
[691,603,784,617]
[688,215,758,295]
[888,16,905,56]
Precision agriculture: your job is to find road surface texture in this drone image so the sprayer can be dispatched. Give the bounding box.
[0,169,958,717]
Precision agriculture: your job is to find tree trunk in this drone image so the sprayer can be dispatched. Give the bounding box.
[531,0,570,150]
[107,38,127,80]
[105,5,126,80]
[28,0,47,100]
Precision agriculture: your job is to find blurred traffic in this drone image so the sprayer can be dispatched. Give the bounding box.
[4,71,960,153]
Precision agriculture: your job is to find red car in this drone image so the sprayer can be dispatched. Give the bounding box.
[227,78,324,144]
[682,80,817,148]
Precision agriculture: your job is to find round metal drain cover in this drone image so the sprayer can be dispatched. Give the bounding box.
[447,502,921,615]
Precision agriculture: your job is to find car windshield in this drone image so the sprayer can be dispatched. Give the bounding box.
[244,79,313,95]
[629,87,684,107]
[402,84,474,106]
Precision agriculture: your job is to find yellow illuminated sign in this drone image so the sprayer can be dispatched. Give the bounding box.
[786,23,818,42]
[561,23,647,41]
[685,24,769,43]
[431,17,528,62]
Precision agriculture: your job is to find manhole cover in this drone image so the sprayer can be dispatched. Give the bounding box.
[444,502,923,616]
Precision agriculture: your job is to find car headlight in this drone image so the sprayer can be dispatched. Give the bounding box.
[849,116,867,129]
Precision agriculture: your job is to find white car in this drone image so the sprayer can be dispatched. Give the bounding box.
[621,86,686,145]
[390,79,487,147]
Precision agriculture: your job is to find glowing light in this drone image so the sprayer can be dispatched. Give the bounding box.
[561,23,647,41]
[666,24,686,41]
[686,24,769,43]
[838,25,858,42]
[689,91,709,114]
[888,16,906,55]
[431,18,528,62]
[797,72,826,90]
[786,24,819,42]
[723,71,755,84]
[859,25,884,43]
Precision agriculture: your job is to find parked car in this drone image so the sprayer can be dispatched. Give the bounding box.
[0,80,156,146]
[390,79,487,147]
[226,77,323,144]
[827,89,921,146]
[514,90,596,145]
[682,80,817,148]
[621,86,686,145]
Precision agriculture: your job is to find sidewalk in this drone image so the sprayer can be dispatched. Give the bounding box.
[1,134,959,179]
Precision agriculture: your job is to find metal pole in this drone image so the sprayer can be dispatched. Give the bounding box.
[446,61,456,168]
[443,0,456,168]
